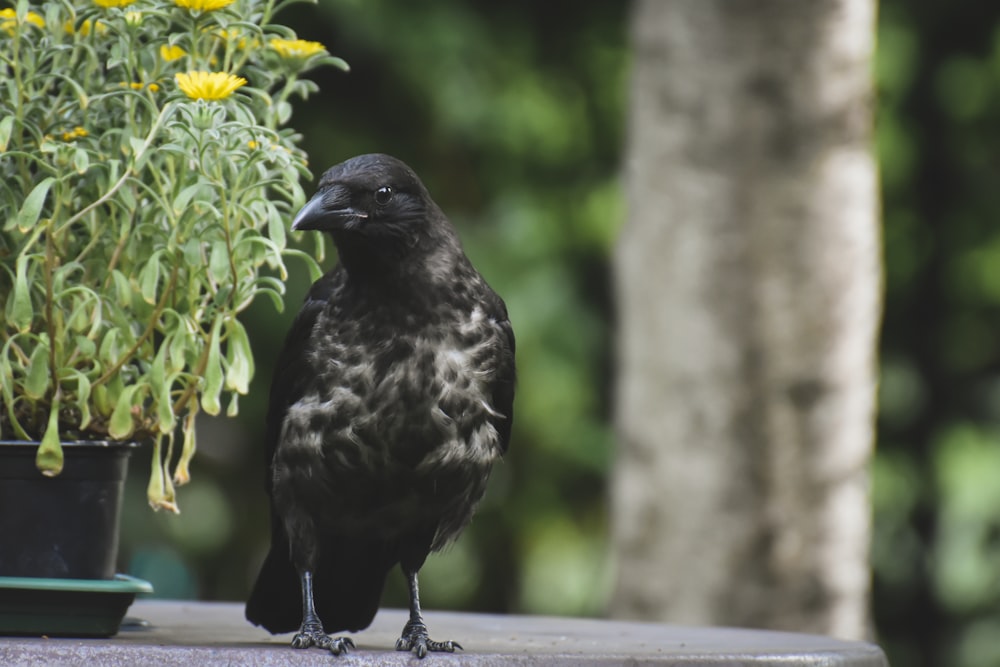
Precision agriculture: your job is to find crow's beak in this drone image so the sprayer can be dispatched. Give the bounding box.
[291,186,368,232]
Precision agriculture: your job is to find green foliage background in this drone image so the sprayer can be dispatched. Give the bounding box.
[117,1,1000,665]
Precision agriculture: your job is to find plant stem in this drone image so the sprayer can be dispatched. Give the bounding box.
[54,102,173,236]
[91,264,179,389]
[43,223,60,410]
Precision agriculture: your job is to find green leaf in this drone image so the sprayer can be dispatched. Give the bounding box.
[98,329,120,367]
[255,286,284,313]
[12,177,55,233]
[149,335,167,387]
[283,248,323,282]
[183,238,202,267]
[316,55,350,72]
[111,270,132,307]
[9,255,34,332]
[0,115,14,151]
[172,183,203,218]
[140,251,162,304]
[128,135,145,161]
[108,384,140,440]
[168,324,188,373]
[267,211,286,250]
[200,317,224,416]
[72,147,89,175]
[36,403,64,477]
[93,384,111,416]
[73,335,96,359]
[0,347,13,409]
[209,240,230,284]
[23,343,49,400]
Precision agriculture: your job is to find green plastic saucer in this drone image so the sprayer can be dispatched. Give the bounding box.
[0,574,153,637]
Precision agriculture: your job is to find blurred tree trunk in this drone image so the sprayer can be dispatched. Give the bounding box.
[610,0,880,640]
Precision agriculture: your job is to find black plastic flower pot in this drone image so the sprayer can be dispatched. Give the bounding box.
[0,440,136,580]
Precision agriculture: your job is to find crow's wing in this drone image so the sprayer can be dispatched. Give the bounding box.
[263,269,341,493]
[484,289,516,455]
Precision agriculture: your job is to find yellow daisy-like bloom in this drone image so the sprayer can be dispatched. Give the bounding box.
[0,8,45,33]
[173,0,235,11]
[175,71,246,101]
[93,0,137,7]
[269,38,326,59]
[160,44,187,61]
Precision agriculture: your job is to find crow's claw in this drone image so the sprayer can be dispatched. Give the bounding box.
[396,620,462,658]
[291,625,354,655]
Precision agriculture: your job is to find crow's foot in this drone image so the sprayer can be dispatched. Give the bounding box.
[395,619,462,659]
[291,621,355,655]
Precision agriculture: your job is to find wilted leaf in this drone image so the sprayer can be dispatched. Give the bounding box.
[173,405,197,486]
[75,371,92,431]
[200,317,224,416]
[36,403,64,477]
[156,375,176,435]
[224,318,253,394]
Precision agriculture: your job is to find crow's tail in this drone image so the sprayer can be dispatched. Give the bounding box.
[246,530,397,635]
[245,533,301,633]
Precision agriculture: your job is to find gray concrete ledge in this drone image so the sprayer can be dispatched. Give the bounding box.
[1,600,888,666]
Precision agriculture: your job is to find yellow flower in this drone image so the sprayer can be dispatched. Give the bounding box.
[0,8,45,33]
[61,126,89,141]
[93,0,137,7]
[64,18,108,36]
[215,27,256,50]
[175,71,246,101]
[172,0,235,11]
[125,81,160,92]
[269,38,326,59]
[124,11,142,25]
[160,44,187,62]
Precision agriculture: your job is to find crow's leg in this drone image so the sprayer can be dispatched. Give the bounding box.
[290,570,355,655]
[394,566,462,658]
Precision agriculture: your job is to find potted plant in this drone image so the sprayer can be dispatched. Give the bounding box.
[0,0,342,635]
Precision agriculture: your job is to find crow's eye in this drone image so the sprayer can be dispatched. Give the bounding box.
[374,186,393,205]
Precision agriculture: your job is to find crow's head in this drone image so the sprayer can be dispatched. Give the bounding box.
[292,154,440,242]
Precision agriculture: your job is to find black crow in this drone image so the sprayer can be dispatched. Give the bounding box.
[245,154,515,658]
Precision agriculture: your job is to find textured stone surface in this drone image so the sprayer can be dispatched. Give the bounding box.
[0,600,888,666]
